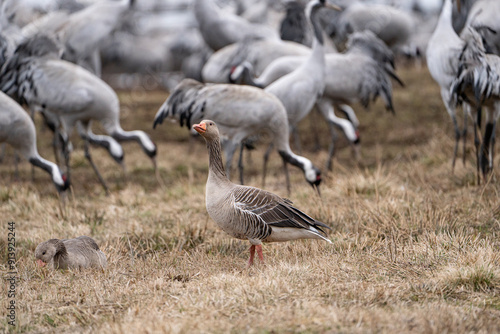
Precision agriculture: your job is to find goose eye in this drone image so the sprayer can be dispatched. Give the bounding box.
[42,251,46,255]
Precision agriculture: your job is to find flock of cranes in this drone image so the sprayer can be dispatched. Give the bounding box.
[0,0,499,199]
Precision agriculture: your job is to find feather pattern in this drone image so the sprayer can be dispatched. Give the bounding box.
[451,27,500,108]
[194,120,331,251]
[35,236,107,270]
[153,79,322,187]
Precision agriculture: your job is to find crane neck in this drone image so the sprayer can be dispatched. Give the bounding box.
[29,156,66,189]
[310,4,324,46]
[194,0,221,24]
[112,128,156,158]
[436,0,457,36]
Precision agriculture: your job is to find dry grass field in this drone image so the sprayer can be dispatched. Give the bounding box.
[1,66,499,333]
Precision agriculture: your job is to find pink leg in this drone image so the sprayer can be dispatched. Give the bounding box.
[248,245,256,266]
[256,244,264,263]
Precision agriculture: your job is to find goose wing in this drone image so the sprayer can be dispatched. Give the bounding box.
[66,236,101,251]
[232,186,330,235]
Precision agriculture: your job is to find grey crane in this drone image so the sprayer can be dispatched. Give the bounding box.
[461,0,500,56]
[327,1,416,55]
[21,0,135,76]
[153,78,322,194]
[451,27,500,181]
[201,38,310,84]
[193,120,331,266]
[265,0,340,150]
[0,35,157,193]
[426,0,467,170]
[232,30,401,169]
[193,0,278,52]
[0,90,69,193]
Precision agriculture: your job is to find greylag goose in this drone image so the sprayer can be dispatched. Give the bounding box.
[35,236,107,269]
[193,120,331,266]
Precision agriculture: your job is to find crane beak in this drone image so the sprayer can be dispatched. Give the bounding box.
[325,3,342,11]
[313,183,322,197]
[193,122,207,134]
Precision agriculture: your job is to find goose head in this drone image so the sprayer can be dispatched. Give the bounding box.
[193,119,219,141]
[35,239,64,267]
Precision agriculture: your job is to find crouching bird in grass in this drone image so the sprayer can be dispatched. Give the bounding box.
[193,120,331,266]
[35,236,107,270]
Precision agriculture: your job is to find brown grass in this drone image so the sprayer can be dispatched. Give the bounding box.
[1,66,499,333]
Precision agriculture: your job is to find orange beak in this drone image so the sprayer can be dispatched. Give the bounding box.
[37,259,46,267]
[193,122,206,134]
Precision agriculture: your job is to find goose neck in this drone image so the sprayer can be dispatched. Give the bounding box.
[207,138,227,180]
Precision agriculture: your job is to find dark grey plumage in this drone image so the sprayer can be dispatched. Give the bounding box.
[0,35,60,104]
[280,1,308,45]
[343,31,403,113]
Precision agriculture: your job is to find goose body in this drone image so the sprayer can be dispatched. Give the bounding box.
[35,236,107,269]
[193,120,331,265]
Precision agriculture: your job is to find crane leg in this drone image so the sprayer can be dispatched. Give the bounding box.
[473,110,481,185]
[462,108,468,166]
[442,89,461,173]
[238,142,245,185]
[480,120,495,178]
[61,134,72,181]
[291,126,302,154]
[0,143,5,163]
[282,156,291,196]
[223,141,237,182]
[14,152,19,180]
[452,115,460,173]
[310,109,321,152]
[326,121,338,171]
[84,138,109,194]
[262,143,273,187]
